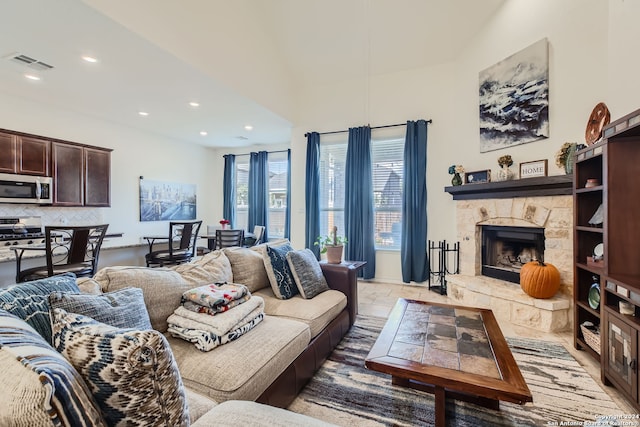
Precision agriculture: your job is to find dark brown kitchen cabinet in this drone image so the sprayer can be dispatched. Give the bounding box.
[52,142,111,207]
[0,132,50,176]
[84,147,110,207]
[52,142,84,206]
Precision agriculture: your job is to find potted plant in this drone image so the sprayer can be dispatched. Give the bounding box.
[315,226,347,264]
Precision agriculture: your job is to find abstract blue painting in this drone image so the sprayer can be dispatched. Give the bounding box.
[479,39,549,153]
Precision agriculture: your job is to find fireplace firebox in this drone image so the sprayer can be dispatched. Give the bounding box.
[481,225,545,283]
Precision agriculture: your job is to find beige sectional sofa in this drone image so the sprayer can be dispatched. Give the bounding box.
[0,240,355,425]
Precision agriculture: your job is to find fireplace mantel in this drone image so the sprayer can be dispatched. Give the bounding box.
[444,174,573,200]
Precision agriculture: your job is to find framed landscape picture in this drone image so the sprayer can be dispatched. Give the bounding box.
[479,39,549,153]
[139,178,196,222]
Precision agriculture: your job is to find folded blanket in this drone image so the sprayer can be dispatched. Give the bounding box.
[168,296,264,337]
[182,294,251,316]
[168,312,264,352]
[182,282,250,311]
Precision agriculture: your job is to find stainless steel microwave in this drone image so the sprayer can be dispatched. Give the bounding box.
[0,173,53,204]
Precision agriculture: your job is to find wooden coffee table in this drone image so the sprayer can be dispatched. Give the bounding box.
[365,298,532,427]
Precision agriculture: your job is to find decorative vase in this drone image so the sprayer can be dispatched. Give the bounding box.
[496,165,515,181]
[451,173,462,186]
[325,245,344,264]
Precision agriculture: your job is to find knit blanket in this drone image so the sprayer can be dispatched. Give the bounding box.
[181,282,250,312]
[168,311,264,352]
[168,296,264,337]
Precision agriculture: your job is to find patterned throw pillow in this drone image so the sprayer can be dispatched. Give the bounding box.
[49,287,152,330]
[52,309,189,427]
[286,249,330,299]
[263,243,299,299]
[0,309,106,427]
[0,273,79,344]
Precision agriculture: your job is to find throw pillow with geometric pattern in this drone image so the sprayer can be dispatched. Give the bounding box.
[51,308,189,427]
[263,243,299,299]
[0,272,79,344]
[0,309,106,427]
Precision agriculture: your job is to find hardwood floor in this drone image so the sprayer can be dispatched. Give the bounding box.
[357,280,636,413]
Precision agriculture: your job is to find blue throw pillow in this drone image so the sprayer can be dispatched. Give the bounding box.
[0,273,80,344]
[264,243,299,299]
[0,309,106,426]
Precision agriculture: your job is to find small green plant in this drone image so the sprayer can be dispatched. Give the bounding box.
[314,226,347,254]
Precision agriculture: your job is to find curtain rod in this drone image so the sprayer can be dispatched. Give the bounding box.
[304,120,432,137]
[228,149,290,157]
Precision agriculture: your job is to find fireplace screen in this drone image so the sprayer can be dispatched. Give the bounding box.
[481,225,545,283]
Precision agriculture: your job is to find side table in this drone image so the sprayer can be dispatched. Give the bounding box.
[319,260,366,326]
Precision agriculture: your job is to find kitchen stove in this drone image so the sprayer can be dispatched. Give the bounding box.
[0,217,45,250]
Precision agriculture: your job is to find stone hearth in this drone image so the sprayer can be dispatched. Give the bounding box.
[446,195,573,332]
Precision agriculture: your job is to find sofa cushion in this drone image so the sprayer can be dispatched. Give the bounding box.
[168,315,310,402]
[222,247,270,292]
[52,308,189,427]
[191,400,337,427]
[184,389,217,424]
[0,309,106,427]
[286,249,330,299]
[76,277,103,294]
[254,288,347,338]
[0,273,80,344]
[94,266,192,332]
[172,250,233,285]
[263,243,299,300]
[49,287,152,330]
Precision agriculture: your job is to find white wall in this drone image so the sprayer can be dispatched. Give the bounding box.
[289,0,615,283]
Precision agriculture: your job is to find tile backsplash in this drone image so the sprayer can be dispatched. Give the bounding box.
[0,204,103,226]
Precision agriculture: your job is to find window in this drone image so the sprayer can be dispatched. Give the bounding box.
[233,152,289,239]
[319,137,404,250]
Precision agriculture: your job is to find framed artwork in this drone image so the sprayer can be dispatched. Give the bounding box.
[139,178,196,222]
[465,170,491,184]
[479,38,549,153]
[519,160,548,178]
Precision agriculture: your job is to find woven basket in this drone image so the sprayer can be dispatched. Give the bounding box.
[580,324,601,355]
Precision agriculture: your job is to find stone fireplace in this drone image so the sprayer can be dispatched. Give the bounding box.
[445,194,573,332]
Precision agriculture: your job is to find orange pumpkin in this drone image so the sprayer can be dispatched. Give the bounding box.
[520,260,561,299]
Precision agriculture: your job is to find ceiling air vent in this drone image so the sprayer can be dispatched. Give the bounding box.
[235,136,248,140]
[6,52,54,71]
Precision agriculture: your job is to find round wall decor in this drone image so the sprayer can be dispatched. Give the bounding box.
[585,102,611,145]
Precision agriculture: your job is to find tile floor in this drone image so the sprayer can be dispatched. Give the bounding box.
[357,280,636,414]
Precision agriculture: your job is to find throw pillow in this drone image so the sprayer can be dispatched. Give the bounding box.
[0,272,79,344]
[286,249,330,299]
[49,287,152,330]
[52,308,189,427]
[173,249,233,285]
[223,247,270,292]
[263,243,298,300]
[0,309,106,427]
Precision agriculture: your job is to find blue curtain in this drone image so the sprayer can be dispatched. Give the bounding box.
[222,154,236,227]
[284,149,291,239]
[345,126,376,279]
[248,151,269,241]
[401,120,429,283]
[305,133,321,258]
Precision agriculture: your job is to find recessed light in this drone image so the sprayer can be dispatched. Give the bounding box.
[82,55,98,63]
[24,74,41,81]
[244,125,253,131]
[138,111,149,116]
[200,131,208,136]
[189,102,200,107]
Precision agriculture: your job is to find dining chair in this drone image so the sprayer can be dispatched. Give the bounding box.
[18,224,109,282]
[146,220,202,267]
[216,229,245,249]
[244,225,266,246]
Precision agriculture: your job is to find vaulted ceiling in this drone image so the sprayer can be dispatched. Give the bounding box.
[0,0,504,147]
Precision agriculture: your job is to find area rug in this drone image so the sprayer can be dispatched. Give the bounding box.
[288,315,622,426]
